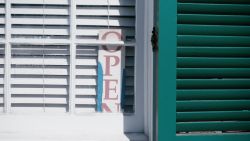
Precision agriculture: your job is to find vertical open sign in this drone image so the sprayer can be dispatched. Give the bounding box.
[98,29,125,113]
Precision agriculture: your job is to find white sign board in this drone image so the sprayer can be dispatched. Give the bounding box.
[98,29,125,113]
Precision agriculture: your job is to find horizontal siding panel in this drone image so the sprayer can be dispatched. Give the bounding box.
[11,97,67,104]
[12,87,68,95]
[0,7,4,14]
[76,68,97,76]
[178,3,250,15]
[178,35,250,46]
[126,47,135,56]
[125,87,134,96]
[178,14,250,25]
[11,77,69,85]
[0,28,4,35]
[0,17,5,24]
[125,68,134,77]
[178,25,250,36]
[177,47,250,57]
[177,79,250,89]
[11,107,67,113]
[12,17,69,25]
[178,0,250,4]
[76,77,96,86]
[177,89,250,100]
[0,68,3,74]
[11,67,69,75]
[0,87,3,94]
[75,98,96,105]
[75,87,96,96]
[12,28,69,36]
[177,68,250,78]
[0,97,3,103]
[76,28,134,37]
[125,77,134,87]
[76,0,135,6]
[0,58,4,64]
[76,57,97,66]
[12,0,69,5]
[12,7,69,15]
[177,111,250,122]
[0,77,3,84]
[178,57,250,68]
[125,57,134,67]
[10,38,70,44]
[76,17,135,27]
[76,7,135,16]
[12,49,69,56]
[177,100,250,111]
[124,96,134,106]
[177,121,250,132]
[12,57,69,65]
[76,47,97,56]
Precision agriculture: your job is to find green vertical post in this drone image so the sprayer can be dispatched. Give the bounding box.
[159,0,177,141]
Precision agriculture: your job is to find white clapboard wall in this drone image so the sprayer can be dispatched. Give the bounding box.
[1,0,135,113]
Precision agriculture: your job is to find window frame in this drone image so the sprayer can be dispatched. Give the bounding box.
[0,0,155,138]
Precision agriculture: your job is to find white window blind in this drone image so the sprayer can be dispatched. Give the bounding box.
[1,0,135,113]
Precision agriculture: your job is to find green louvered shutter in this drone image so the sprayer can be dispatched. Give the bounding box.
[177,0,250,134]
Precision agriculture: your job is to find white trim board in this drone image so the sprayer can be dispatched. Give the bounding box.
[0,114,148,141]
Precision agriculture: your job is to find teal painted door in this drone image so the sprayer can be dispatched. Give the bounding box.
[159,0,250,140]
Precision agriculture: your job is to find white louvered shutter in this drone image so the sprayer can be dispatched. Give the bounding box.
[10,0,70,113]
[2,0,135,113]
[0,1,4,39]
[0,0,4,112]
[75,46,98,113]
[11,45,70,113]
[0,45,4,112]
